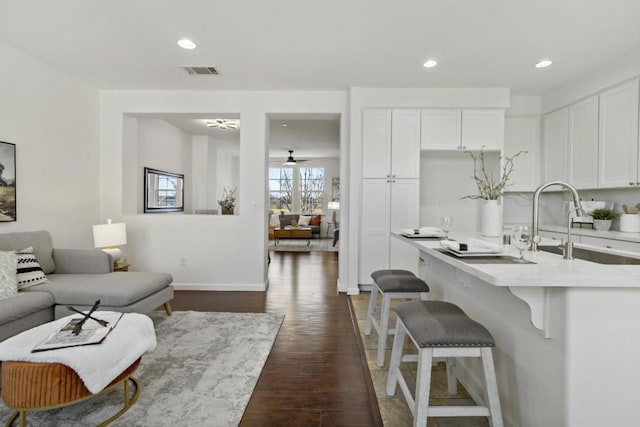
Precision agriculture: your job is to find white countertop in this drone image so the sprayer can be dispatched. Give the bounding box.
[395,231,640,288]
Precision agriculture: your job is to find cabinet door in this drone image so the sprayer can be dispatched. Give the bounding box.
[391,110,421,178]
[543,108,569,182]
[568,96,599,189]
[504,116,541,191]
[362,110,392,178]
[420,110,462,150]
[598,79,640,188]
[461,110,505,150]
[389,179,420,274]
[359,179,391,284]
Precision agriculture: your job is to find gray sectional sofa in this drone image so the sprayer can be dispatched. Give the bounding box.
[277,213,321,238]
[0,230,174,342]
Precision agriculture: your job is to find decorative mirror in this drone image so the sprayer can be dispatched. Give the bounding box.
[144,167,184,213]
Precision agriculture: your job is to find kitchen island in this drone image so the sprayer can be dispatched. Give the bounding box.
[395,232,640,427]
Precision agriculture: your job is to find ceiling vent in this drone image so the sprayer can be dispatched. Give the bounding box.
[182,66,219,76]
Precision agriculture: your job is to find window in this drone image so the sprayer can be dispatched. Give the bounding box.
[269,168,293,213]
[144,167,184,213]
[299,168,324,214]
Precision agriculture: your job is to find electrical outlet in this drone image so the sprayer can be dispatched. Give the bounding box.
[179,257,187,267]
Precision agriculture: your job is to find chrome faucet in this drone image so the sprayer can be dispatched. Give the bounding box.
[531,181,584,254]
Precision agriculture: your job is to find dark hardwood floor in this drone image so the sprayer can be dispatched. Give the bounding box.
[171,251,382,426]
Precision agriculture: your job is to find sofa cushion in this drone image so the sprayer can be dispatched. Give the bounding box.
[16,247,49,290]
[0,250,18,300]
[0,292,54,325]
[0,231,56,274]
[25,272,173,307]
[309,215,321,226]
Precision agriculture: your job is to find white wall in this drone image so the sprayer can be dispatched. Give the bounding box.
[135,118,192,213]
[0,41,99,247]
[99,90,348,291]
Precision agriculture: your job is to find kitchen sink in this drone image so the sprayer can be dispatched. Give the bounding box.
[538,245,640,265]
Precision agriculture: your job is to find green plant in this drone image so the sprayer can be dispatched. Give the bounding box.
[590,208,620,220]
[463,149,527,200]
[217,186,236,210]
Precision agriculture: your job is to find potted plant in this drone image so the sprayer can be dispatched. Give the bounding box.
[217,186,236,215]
[590,208,619,231]
[463,149,527,237]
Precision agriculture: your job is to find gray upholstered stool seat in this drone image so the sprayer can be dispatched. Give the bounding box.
[375,275,430,293]
[394,300,494,348]
[387,300,503,427]
[365,269,429,367]
[370,269,415,282]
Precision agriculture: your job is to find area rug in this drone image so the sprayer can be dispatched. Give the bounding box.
[0,311,284,426]
[269,238,339,253]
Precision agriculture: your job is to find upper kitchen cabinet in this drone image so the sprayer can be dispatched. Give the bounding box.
[504,116,540,191]
[421,109,504,151]
[362,109,420,179]
[461,110,505,150]
[543,107,569,182]
[598,79,639,188]
[568,95,599,188]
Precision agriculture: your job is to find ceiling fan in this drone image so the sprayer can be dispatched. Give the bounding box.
[283,150,308,165]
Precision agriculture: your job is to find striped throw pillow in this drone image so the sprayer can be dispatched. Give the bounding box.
[16,247,48,290]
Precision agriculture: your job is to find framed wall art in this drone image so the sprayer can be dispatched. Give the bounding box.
[0,141,16,222]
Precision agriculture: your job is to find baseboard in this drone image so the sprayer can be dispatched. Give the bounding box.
[172,282,267,291]
[358,284,373,293]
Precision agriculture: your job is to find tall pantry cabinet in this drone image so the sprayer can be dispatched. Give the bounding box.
[359,110,420,284]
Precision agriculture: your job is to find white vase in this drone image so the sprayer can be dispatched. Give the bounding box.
[619,214,640,232]
[481,199,502,237]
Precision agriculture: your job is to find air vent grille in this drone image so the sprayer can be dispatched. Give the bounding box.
[182,66,219,75]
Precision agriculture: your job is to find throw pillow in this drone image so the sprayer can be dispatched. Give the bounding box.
[309,215,321,226]
[270,213,280,227]
[0,250,18,300]
[16,247,49,290]
[298,215,312,226]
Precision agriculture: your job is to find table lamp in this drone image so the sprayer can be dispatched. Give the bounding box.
[328,201,340,224]
[93,219,127,263]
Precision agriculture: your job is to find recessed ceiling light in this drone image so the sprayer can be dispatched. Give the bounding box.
[178,39,197,50]
[423,59,438,68]
[206,118,239,130]
[282,123,288,127]
[535,59,553,68]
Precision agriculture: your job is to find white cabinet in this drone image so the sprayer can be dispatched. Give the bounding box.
[421,109,504,151]
[420,110,462,150]
[504,116,541,191]
[543,107,569,182]
[568,96,599,188]
[461,110,505,150]
[362,109,420,179]
[598,79,640,188]
[359,178,420,284]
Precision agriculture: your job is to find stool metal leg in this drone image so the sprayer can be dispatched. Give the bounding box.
[364,284,379,335]
[481,348,504,427]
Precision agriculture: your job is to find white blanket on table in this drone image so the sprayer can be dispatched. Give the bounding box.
[0,311,156,393]
[440,238,503,253]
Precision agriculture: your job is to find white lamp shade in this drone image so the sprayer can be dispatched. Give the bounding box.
[93,222,127,248]
[327,201,340,210]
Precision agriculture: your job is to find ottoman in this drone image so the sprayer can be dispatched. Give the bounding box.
[0,312,156,426]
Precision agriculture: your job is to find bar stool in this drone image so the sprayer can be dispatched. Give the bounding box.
[386,300,503,427]
[365,269,429,367]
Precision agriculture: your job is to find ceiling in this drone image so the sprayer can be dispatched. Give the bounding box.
[1,1,640,95]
